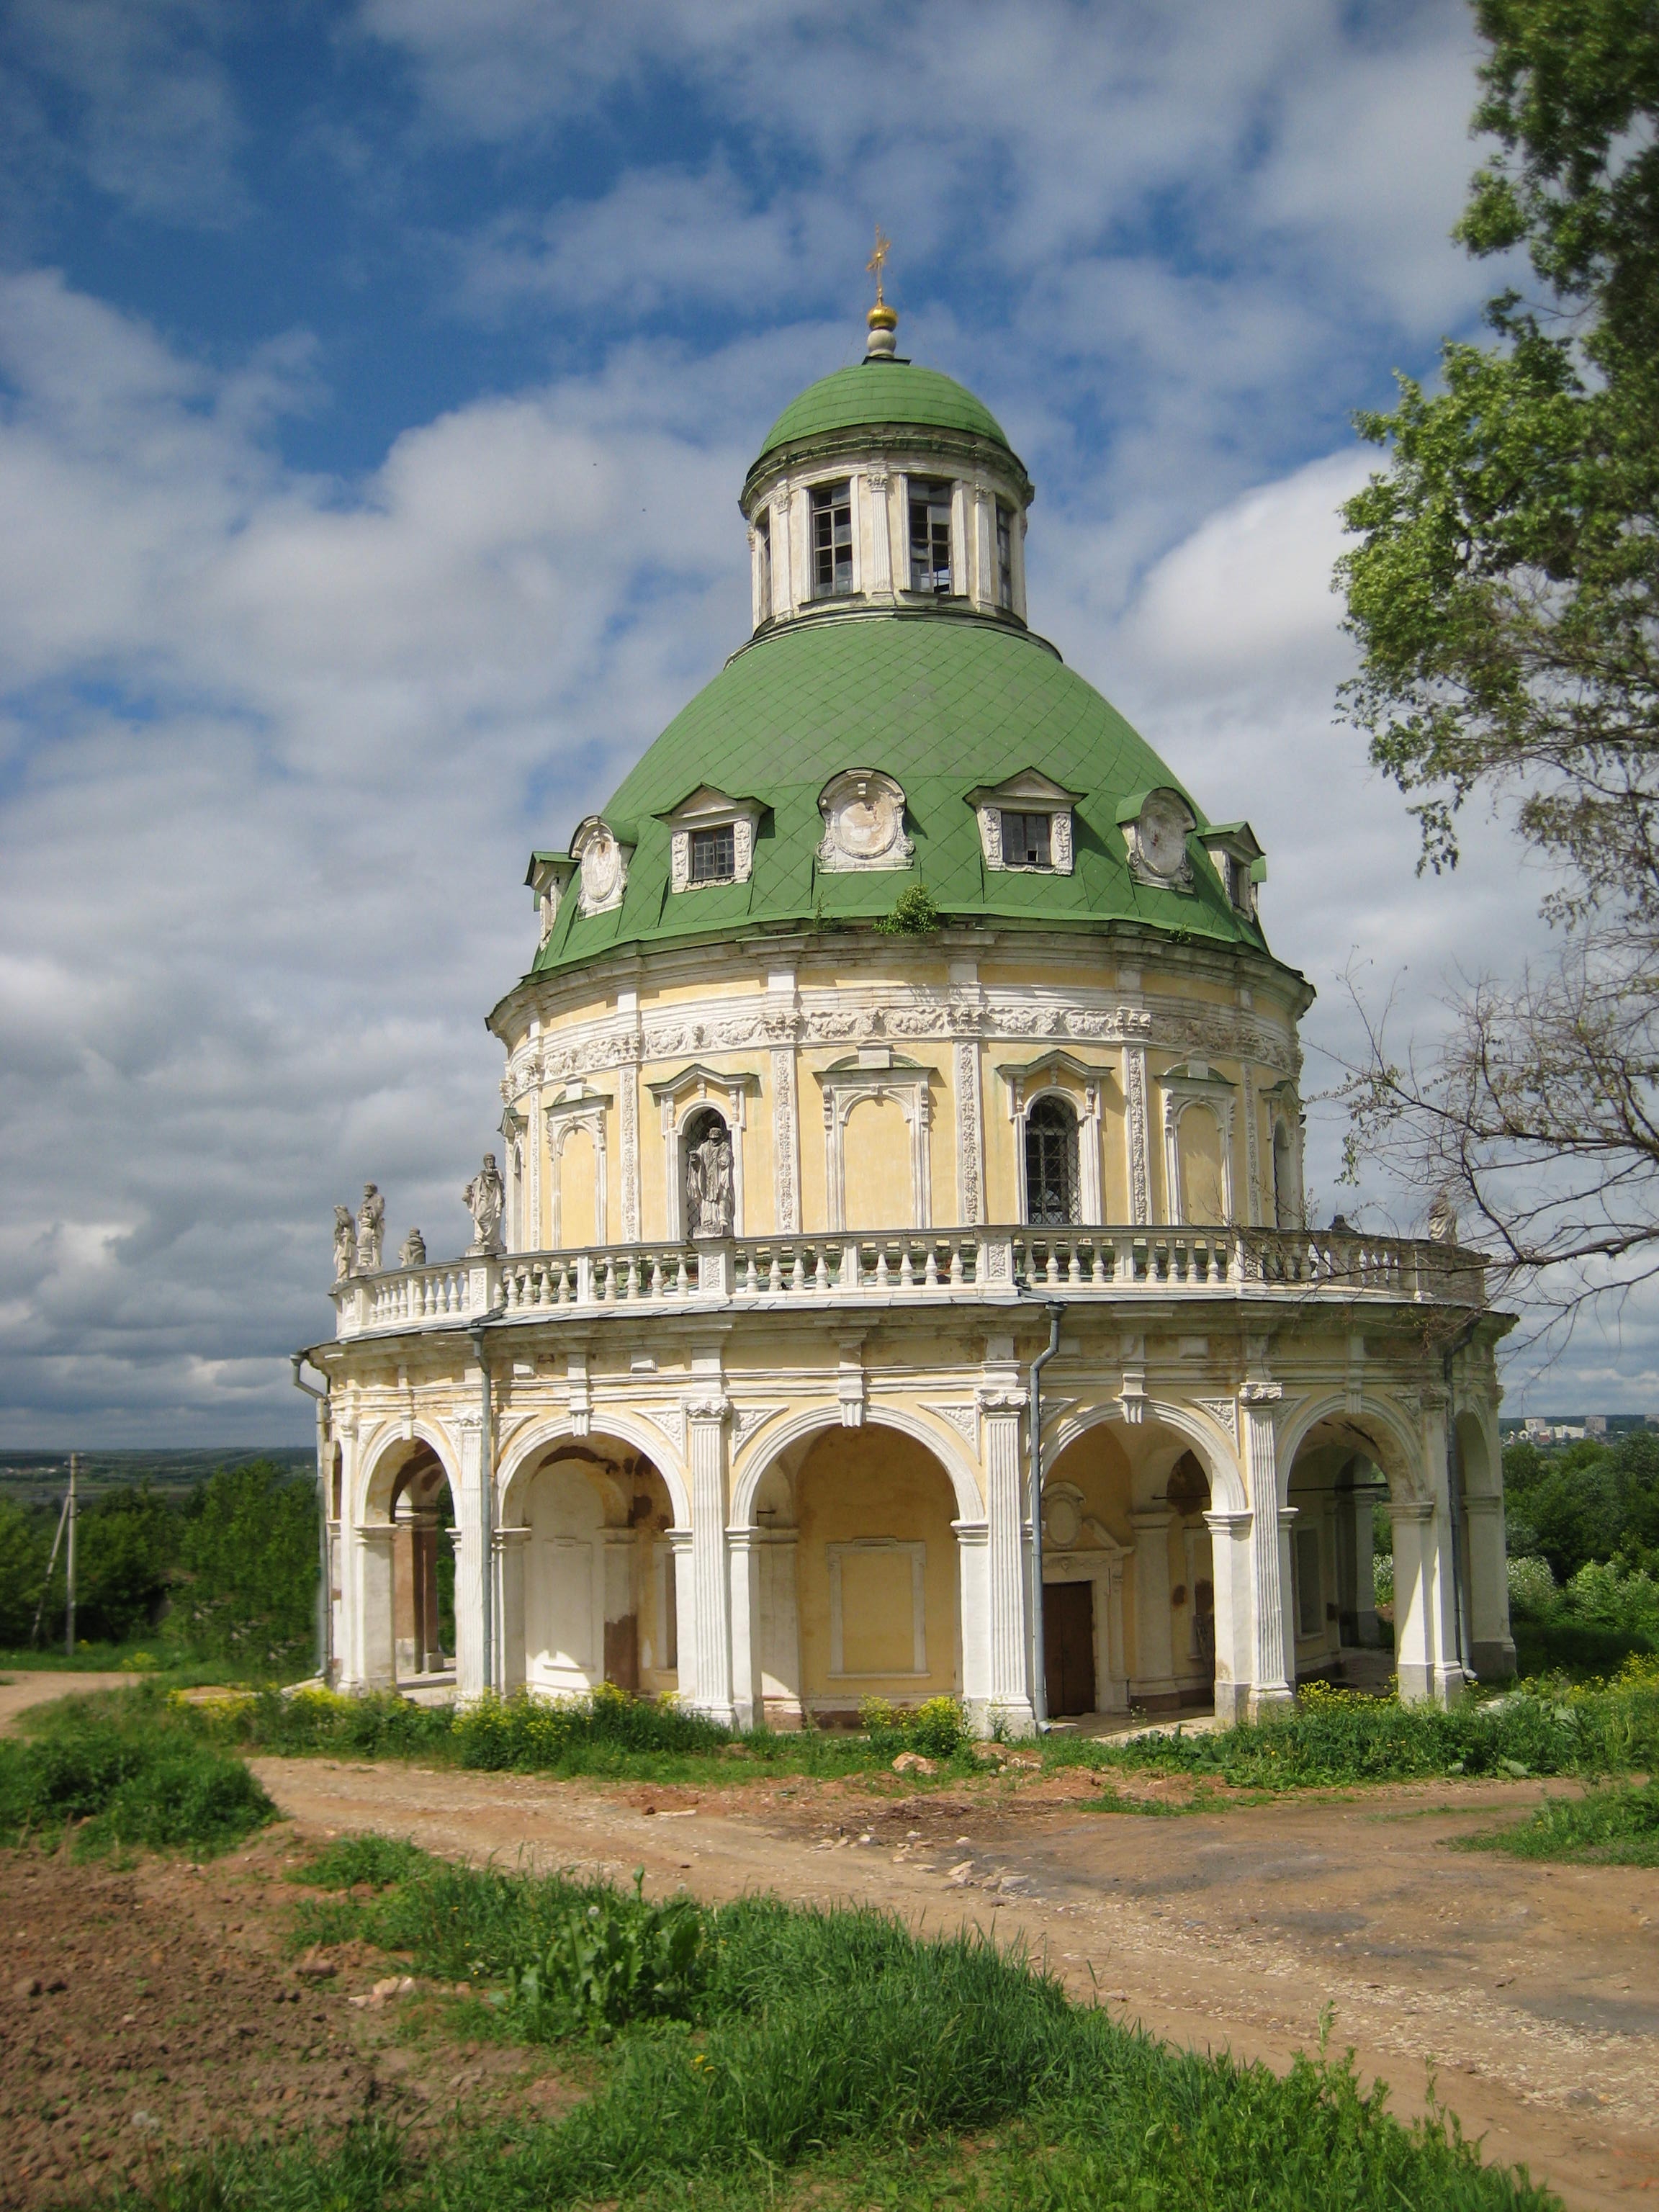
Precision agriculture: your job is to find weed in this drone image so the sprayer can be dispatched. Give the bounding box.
[1456,1779,1659,1866]
[0,1695,272,1856]
[289,1833,430,1890]
[506,1870,709,2038]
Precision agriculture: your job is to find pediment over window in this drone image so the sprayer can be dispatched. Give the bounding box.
[644,1061,762,1110]
[1197,821,1265,920]
[569,817,637,918]
[525,848,575,943]
[996,1048,1112,1113]
[968,768,1079,875]
[656,786,764,893]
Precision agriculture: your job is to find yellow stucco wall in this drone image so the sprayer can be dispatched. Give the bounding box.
[794,1426,961,1704]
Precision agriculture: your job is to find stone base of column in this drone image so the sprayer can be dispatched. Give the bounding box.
[987,1696,1037,1740]
[1247,1683,1295,1722]
[690,1696,737,1728]
[1395,1659,1431,1704]
[1212,1678,1249,1727]
[1430,1661,1473,1707]
[1470,1635,1516,1679]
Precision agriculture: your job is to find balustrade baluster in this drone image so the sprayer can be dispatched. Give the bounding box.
[814,1246,830,1292]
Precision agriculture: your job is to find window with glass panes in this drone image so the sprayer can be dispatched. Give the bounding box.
[690,824,737,883]
[909,480,953,592]
[811,482,853,595]
[1001,809,1052,868]
[755,512,772,621]
[996,502,1014,608]
[1025,1096,1080,1224]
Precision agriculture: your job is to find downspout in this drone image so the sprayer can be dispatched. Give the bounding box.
[468,1315,504,1694]
[292,1354,333,1686]
[1028,1303,1064,1731]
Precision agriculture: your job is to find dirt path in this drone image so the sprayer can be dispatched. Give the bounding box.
[252,1754,1659,2212]
[0,1673,134,1730]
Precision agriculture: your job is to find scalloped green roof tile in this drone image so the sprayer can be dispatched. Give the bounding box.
[523,610,1282,983]
[757,361,1010,459]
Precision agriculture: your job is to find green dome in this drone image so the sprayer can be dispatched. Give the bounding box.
[525,611,1272,980]
[756,360,1011,462]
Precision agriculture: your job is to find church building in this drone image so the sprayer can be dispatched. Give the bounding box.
[300,282,1515,1733]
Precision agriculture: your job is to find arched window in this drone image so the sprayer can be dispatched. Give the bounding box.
[1272,1119,1296,1229]
[1025,1095,1079,1225]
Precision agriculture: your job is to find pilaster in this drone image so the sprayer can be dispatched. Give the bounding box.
[685,1376,735,1725]
[977,1366,1034,1735]
[1239,1381,1291,1716]
[1129,1506,1177,1708]
[1204,1509,1253,1725]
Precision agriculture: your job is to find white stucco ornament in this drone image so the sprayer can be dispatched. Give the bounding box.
[570,817,629,917]
[817,768,914,871]
[1124,788,1195,889]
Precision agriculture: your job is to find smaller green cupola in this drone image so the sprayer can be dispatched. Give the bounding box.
[739,279,1034,638]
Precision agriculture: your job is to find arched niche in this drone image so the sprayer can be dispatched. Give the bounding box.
[509,1436,680,1700]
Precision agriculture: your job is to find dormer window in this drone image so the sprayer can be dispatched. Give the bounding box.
[691,823,736,884]
[660,785,762,893]
[811,481,853,596]
[1001,811,1051,868]
[970,770,1079,876]
[1197,822,1265,920]
[909,480,953,593]
[996,502,1014,609]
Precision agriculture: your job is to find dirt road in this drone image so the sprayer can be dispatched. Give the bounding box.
[253,1753,1659,2211]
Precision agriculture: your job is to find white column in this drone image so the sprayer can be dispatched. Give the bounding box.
[669,1527,696,1702]
[1205,1509,1253,1726]
[1419,1391,1470,1704]
[955,1520,991,1730]
[354,1525,397,1689]
[1240,1383,1292,1716]
[1392,1498,1435,1704]
[867,464,893,594]
[1465,1495,1515,1678]
[1279,1506,1300,1683]
[728,1527,761,1730]
[1130,1508,1177,1707]
[979,1385,1035,1735]
[452,1412,487,1704]
[685,1390,735,1724]
[1351,1488,1381,1647]
[495,1525,529,1694]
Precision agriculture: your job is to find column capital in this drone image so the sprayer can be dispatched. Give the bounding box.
[1239,1380,1282,1407]
[1204,1509,1252,1535]
[683,1392,732,1426]
[1393,1497,1435,1525]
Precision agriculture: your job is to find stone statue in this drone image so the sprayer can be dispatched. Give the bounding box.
[354,1183,385,1274]
[1426,1186,1460,1245]
[685,1120,734,1240]
[399,1226,427,1269]
[333,1206,355,1282]
[463,1153,505,1253]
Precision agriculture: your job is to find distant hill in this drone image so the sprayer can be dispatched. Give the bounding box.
[0,1448,314,1511]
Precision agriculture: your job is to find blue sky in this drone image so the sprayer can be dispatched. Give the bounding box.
[1,0,1650,1443]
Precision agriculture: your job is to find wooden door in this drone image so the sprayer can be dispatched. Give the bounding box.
[1044,1581,1096,1717]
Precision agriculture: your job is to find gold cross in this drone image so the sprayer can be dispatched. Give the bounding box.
[867,225,891,302]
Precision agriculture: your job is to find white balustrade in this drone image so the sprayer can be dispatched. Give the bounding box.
[333,1223,1482,1336]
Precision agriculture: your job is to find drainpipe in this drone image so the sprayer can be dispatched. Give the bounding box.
[1028,1303,1064,1731]
[468,1315,504,1694]
[292,1354,333,1686]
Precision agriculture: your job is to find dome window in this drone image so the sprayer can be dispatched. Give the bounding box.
[969,769,1079,876]
[811,481,853,597]
[1198,822,1265,921]
[996,502,1015,609]
[754,511,772,623]
[908,479,954,593]
[658,786,762,894]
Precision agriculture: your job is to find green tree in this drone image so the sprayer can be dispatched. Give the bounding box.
[0,1501,50,1647]
[167,1460,318,1675]
[73,1483,179,1642]
[1336,0,1659,1307]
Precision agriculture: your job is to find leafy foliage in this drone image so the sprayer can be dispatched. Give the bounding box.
[1501,1429,1659,1578]
[506,1871,708,2038]
[872,884,942,935]
[0,1691,272,1856]
[166,1458,318,1671]
[1462,1773,1659,1864]
[1334,0,1659,1302]
[858,1693,969,1758]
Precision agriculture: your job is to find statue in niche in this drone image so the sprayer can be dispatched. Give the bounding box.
[685,1114,734,1240]
[463,1153,505,1253]
[333,1206,356,1282]
[354,1184,385,1274]
[399,1227,427,1269]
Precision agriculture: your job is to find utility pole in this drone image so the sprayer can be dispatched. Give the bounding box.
[65,1452,78,1657]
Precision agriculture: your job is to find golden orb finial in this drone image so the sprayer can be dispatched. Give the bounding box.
[864,225,898,359]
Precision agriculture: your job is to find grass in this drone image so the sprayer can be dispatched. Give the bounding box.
[1457,1779,1659,1866]
[0,1643,258,1681]
[1054,1667,1659,1792]
[196,1840,1561,2212]
[0,1691,274,1856]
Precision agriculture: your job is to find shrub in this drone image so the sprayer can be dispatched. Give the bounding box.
[1372,1552,1395,1606]
[858,1694,968,1759]
[0,1700,272,1856]
[1507,1555,1557,1611]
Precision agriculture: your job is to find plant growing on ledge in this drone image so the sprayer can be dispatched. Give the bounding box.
[874,885,940,935]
